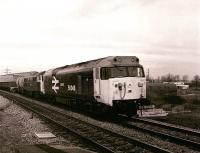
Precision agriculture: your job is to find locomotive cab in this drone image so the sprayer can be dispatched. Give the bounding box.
[93,56,148,116]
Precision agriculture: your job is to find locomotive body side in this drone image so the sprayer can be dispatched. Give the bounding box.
[43,66,94,104]
[56,69,94,98]
[16,75,40,96]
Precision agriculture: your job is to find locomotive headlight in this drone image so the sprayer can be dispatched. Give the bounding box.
[113,57,122,62]
[138,82,143,87]
[118,57,122,62]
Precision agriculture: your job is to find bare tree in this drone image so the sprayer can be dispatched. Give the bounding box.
[156,76,161,83]
[174,74,180,81]
[166,73,172,82]
[182,75,189,83]
[160,74,186,83]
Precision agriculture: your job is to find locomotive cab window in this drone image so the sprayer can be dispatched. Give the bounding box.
[100,67,109,80]
[100,66,144,80]
[127,67,144,77]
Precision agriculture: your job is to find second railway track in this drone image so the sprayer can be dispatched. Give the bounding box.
[117,115,200,151]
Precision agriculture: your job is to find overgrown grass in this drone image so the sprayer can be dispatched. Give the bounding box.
[192,99,200,105]
[147,83,177,106]
[166,111,200,129]
[163,95,186,105]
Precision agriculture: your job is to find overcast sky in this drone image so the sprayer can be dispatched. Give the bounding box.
[0,0,199,79]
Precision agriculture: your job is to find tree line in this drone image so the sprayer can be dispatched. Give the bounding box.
[147,73,200,88]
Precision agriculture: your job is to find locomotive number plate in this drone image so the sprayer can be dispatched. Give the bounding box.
[67,85,76,91]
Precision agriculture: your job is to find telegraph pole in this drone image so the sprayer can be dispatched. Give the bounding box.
[147,68,150,81]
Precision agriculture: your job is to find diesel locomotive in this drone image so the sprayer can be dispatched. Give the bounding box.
[0,56,151,116]
[41,56,148,116]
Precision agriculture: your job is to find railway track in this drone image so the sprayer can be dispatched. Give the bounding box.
[0,90,171,153]
[131,117,200,137]
[117,115,200,151]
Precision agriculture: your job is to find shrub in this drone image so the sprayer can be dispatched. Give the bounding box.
[192,99,200,105]
[164,95,186,105]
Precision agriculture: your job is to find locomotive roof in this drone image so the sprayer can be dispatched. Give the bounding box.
[70,56,139,66]
[17,71,45,79]
[53,56,142,75]
[0,71,38,77]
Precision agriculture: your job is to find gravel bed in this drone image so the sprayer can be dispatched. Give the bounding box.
[0,96,74,153]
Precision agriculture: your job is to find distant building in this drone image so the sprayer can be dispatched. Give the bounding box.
[172,82,189,89]
[173,81,184,86]
[175,82,189,95]
[176,84,189,90]
[161,81,189,95]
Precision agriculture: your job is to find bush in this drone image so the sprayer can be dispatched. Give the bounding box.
[192,99,200,105]
[164,95,186,104]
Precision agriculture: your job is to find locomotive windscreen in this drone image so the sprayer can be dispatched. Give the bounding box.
[101,66,144,79]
